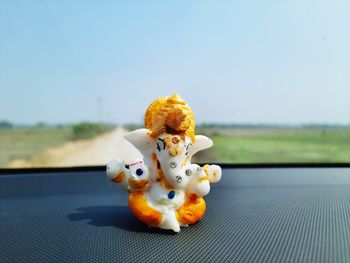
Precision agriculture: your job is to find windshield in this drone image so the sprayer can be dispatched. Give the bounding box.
[1,1,349,168]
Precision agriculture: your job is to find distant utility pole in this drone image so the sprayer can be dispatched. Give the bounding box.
[97,96,103,124]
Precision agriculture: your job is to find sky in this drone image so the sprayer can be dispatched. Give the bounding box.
[0,0,349,125]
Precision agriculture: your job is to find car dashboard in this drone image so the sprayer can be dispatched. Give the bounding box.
[1,165,350,262]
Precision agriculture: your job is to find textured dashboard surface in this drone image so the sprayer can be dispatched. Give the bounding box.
[1,168,350,263]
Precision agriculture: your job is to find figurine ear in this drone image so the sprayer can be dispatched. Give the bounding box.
[124,128,154,153]
[188,135,213,157]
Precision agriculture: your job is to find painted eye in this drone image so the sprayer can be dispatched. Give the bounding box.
[185,169,192,176]
[136,168,143,176]
[185,143,192,155]
[157,138,165,150]
[176,176,182,183]
[169,162,177,169]
[156,143,161,152]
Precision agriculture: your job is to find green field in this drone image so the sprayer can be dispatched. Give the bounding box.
[0,127,72,166]
[0,123,113,167]
[0,126,349,167]
[194,128,350,163]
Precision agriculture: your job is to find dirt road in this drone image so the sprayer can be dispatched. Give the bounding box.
[6,128,142,168]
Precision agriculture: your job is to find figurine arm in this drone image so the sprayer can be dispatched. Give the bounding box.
[203,164,222,183]
[186,164,222,197]
[186,164,210,197]
[106,159,129,191]
[127,160,150,191]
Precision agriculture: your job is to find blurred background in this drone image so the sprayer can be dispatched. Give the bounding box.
[0,0,349,167]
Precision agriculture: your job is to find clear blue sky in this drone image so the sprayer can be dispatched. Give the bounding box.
[0,0,349,125]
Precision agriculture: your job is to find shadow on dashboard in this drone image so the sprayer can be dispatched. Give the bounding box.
[67,205,176,235]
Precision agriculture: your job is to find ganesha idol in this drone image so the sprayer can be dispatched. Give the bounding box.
[106,93,222,232]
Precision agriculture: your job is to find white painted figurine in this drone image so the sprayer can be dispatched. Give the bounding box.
[106,93,222,232]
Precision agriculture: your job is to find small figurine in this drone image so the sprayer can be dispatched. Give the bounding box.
[106,93,222,232]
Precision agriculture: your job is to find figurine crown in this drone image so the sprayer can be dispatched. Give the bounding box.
[144,93,195,141]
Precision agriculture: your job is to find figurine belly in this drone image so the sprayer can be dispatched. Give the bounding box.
[147,183,185,209]
[129,183,186,232]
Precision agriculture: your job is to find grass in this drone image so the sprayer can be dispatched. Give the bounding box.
[72,122,113,140]
[0,123,113,167]
[0,126,349,167]
[0,127,72,166]
[196,129,350,163]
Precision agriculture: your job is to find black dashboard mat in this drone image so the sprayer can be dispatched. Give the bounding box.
[1,168,350,263]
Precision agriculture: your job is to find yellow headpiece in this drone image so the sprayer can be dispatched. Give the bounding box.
[144,93,195,142]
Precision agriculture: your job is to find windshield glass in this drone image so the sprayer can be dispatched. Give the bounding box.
[1,1,349,168]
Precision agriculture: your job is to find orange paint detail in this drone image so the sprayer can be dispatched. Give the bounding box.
[144,94,195,142]
[112,171,125,183]
[128,179,149,190]
[203,164,210,175]
[163,135,182,157]
[184,156,189,166]
[199,176,208,183]
[152,153,157,162]
[152,153,173,189]
[165,108,189,134]
[169,148,179,157]
[172,136,180,144]
[176,194,206,225]
[128,191,162,226]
